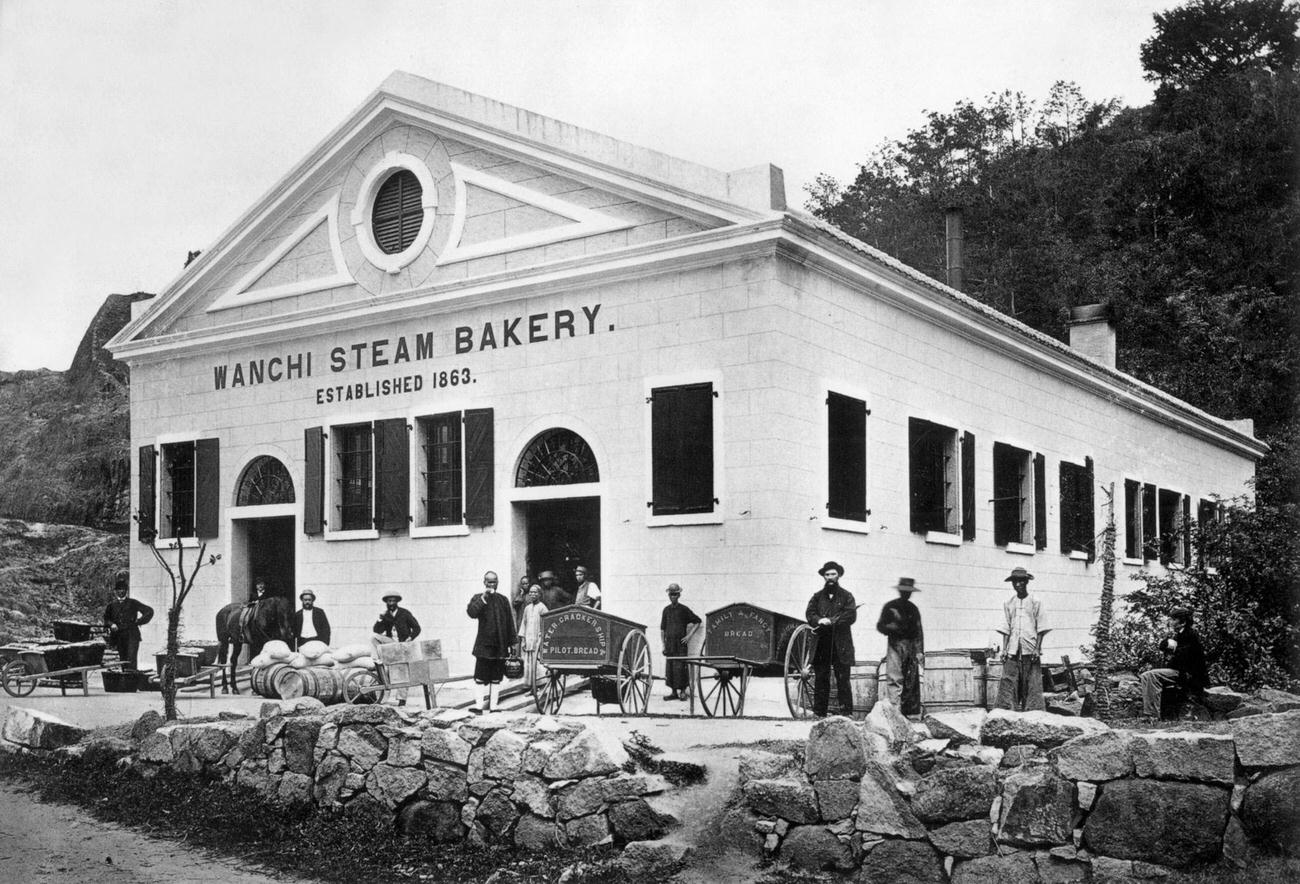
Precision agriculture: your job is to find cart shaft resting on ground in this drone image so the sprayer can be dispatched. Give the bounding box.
[533,606,652,714]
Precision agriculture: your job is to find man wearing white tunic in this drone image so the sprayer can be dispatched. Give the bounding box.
[994,567,1048,711]
[519,585,548,687]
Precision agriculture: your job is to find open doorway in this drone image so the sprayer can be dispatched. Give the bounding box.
[231,516,295,604]
[517,498,599,602]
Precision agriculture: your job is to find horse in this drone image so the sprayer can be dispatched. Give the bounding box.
[215,596,293,693]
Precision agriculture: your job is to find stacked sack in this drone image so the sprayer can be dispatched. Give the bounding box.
[248,640,379,702]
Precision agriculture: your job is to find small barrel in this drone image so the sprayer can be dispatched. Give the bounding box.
[278,667,345,704]
[920,650,980,711]
[850,660,880,719]
[252,662,293,699]
[980,660,1005,710]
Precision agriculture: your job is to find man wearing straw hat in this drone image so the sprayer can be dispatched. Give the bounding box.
[876,577,925,716]
[806,561,857,718]
[994,567,1049,711]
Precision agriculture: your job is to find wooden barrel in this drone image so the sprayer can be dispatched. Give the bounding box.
[850,660,880,719]
[980,661,1004,710]
[920,650,980,711]
[251,662,293,699]
[278,667,345,704]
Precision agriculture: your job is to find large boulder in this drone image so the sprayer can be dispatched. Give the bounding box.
[805,716,867,780]
[855,760,927,838]
[815,779,859,821]
[1083,779,1230,867]
[607,798,667,842]
[781,824,853,871]
[857,838,945,883]
[950,852,1038,884]
[996,766,1073,847]
[563,812,611,847]
[980,710,1108,750]
[542,727,626,779]
[927,819,994,858]
[1239,767,1300,856]
[1129,731,1235,786]
[910,764,999,824]
[282,718,322,774]
[865,697,917,749]
[738,749,799,784]
[138,731,175,764]
[335,724,386,770]
[923,709,986,745]
[743,778,820,824]
[421,726,471,766]
[1048,730,1133,781]
[313,754,350,805]
[477,727,526,780]
[513,813,558,849]
[1229,710,1300,769]
[276,771,313,806]
[1,706,86,750]
[423,762,469,803]
[367,762,428,808]
[1255,687,1300,712]
[475,786,520,838]
[616,841,692,880]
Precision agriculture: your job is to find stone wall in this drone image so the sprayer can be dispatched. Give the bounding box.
[735,707,1300,881]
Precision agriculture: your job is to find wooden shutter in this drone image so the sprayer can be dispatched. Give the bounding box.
[464,408,494,526]
[1083,457,1096,561]
[371,170,423,254]
[992,443,1016,546]
[960,432,975,540]
[1182,494,1192,566]
[1033,453,1047,550]
[303,427,324,535]
[827,393,867,521]
[1124,479,1140,558]
[374,418,410,532]
[138,445,156,542]
[1142,483,1158,561]
[1196,498,1216,568]
[1059,463,1075,554]
[194,438,220,539]
[650,384,714,516]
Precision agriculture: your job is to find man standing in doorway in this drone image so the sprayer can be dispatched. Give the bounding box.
[994,567,1048,711]
[511,575,533,628]
[103,570,153,671]
[292,590,331,650]
[806,561,857,718]
[574,565,602,609]
[537,571,571,610]
[876,577,924,715]
[467,571,518,713]
[518,584,548,688]
[660,583,701,701]
[373,593,421,706]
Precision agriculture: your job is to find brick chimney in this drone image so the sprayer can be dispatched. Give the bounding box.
[1068,304,1116,368]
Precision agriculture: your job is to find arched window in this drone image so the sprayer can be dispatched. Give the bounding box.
[515,429,599,487]
[235,456,295,506]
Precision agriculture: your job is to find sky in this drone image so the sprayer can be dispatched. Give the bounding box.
[0,0,1181,372]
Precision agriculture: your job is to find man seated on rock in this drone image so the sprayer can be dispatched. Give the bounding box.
[1138,606,1209,720]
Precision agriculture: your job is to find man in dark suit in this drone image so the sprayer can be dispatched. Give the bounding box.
[103,570,153,670]
[292,590,331,649]
[806,561,857,718]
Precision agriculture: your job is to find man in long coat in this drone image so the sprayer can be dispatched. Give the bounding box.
[467,571,518,713]
[806,561,857,717]
[103,570,153,670]
[876,577,924,715]
[660,583,701,701]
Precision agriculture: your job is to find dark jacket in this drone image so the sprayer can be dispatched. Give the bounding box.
[467,592,518,659]
[1167,625,1210,691]
[806,585,857,665]
[103,597,154,641]
[293,608,331,648]
[877,598,924,647]
[374,607,421,642]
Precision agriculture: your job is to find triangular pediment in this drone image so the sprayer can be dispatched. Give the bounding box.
[110,72,785,354]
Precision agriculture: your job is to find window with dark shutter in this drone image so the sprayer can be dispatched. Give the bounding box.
[304,427,324,535]
[1083,457,1095,561]
[961,431,976,541]
[161,441,196,539]
[464,408,495,526]
[1182,494,1193,566]
[194,438,220,539]
[1142,483,1158,560]
[908,418,957,535]
[1196,498,1218,568]
[420,412,462,526]
[650,383,715,516]
[1060,460,1094,557]
[1033,453,1047,550]
[992,442,1031,546]
[138,445,156,542]
[335,423,374,531]
[371,170,423,255]
[1157,488,1183,565]
[827,392,867,521]
[1124,479,1141,558]
[374,418,409,533]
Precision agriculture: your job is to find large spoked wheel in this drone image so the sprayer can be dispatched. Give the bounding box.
[344,669,386,705]
[616,631,652,714]
[2,660,36,698]
[784,624,816,719]
[695,665,746,717]
[533,669,566,714]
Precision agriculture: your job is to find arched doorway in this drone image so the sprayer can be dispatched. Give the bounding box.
[230,455,296,605]
[513,429,600,603]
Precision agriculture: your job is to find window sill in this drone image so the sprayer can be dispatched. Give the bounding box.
[822,516,870,535]
[924,531,961,547]
[1167,562,1184,571]
[647,511,724,528]
[411,524,471,539]
[1121,557,1146,567]
[1067,550,1091,562]
[154,536,200,550]
[1004,542,1036,556]
[325,529,380,542]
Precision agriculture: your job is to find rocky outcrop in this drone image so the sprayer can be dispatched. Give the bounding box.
[0,706,87,750]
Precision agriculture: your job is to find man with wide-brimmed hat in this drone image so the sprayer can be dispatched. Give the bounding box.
[536,570,571,611]
[660,583,701,701]
[292,589,331,650]
[876,577,924,715]
[994,567,1048,711]
[373,592,422,706]
[805,561,857,717]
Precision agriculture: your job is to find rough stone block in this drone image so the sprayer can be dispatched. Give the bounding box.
[1049,730,1133,781]
[421,726,471,766]
[322,704,401,727]
[130,710,165,741]
[855,760,927,838]
[336,724,386,770]
[616,840,691,879]
[479,727,527,780]
[1033,851,1089,883]
[138,731,175,764]
[743,778,820,824]
[805,716,867,780]
[858,838,944,883]
[911,764,999,824]
[1076,781,1097,811]
[556,778,609,820]
[865,697,916,749]
[738,749,798,784]
[277,771,313,806]
[456,712,511,747]
[607,798,667,842]
[1083,778,1230,867]
[511,775,552,817]
[542,727,627,779]
[475,786,520,837]
[1,706,86,750]
[282,718,322,774]
[815,779,859,821]
[781,824,853,871]
[397,799,465,843]
[1240,766,1300,856]
[980,709,1109,750]
[422,761,469,803]
[1130,731,1235,785]
[564,812,611,847]
[367,762,427,808]
[927,819,994,858]
[513,812,558,849]
[313,754,349,805]
[923,709,987,745]
[997,766,1074,847]
[1229,710,1300,768]
[949,852,1037,884]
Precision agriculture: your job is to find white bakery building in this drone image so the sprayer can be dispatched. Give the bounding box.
[108,73,1264,676]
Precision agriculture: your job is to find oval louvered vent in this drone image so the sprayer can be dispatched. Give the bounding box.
[371,169,423,255]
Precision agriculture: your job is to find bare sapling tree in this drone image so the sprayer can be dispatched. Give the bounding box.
[1092,482,1117,721]
[136,519,221,720]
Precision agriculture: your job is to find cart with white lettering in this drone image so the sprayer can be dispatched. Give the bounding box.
[532,606,652,714]
[665,603,813,718]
